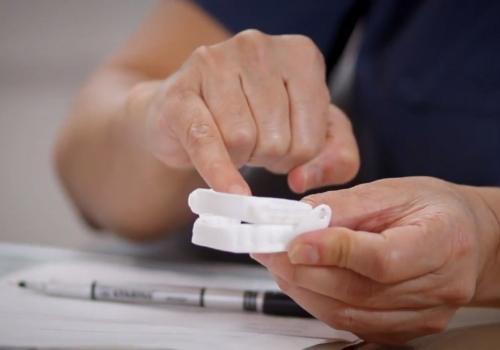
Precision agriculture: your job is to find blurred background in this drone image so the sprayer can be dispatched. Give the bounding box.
[0,0,356,253]
[0,0,155,250]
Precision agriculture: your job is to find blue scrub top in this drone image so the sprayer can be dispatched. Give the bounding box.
[194,0,500,187]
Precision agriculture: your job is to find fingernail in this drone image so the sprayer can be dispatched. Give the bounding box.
[228,184,250,195]
[276,277,290,292]
[301,196,315,207]
[251,253,271,265]
[288,244,320,265]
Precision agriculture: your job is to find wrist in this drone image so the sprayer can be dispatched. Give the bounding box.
[105,80,203,237]
[457,184,500,305]
[122,80,162,150]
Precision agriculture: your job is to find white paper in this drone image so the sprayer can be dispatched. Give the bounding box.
[0,260,358,349]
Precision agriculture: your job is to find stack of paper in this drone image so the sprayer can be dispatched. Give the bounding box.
[0,259,359,349]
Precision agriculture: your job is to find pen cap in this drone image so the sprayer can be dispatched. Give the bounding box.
[262,291,313,318]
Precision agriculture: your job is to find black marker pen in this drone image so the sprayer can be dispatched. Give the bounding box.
[18,280,312,318]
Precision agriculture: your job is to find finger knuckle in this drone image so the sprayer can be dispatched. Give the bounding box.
[234,29,269,61]
[224,125,256,151]
[186,119,217,150]
[258,133,289,158]
[190,45,217,69]
[236,28,267,43]
[332,229,353,269]
[291,35,325,66]
[293,35,321,56]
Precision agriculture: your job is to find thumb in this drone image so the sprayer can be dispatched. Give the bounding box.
[287,105,360,193]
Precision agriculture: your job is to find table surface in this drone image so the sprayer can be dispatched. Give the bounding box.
[2,242,500,350]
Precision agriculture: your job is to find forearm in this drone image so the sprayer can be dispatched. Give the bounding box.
[55,68,203,239]
[54,0,231,239]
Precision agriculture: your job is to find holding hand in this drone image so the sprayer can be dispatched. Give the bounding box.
[253,177,500,344]
[137,30,359,194]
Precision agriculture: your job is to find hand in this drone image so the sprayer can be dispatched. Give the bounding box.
[252,177,500,344]
[139,29,359,194]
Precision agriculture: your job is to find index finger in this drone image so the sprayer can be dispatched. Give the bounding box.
[172,92,251,194]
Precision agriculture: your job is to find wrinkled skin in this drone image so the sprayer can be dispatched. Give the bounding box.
[253,177,500,344]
